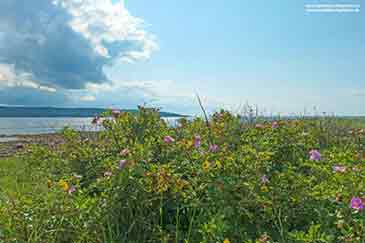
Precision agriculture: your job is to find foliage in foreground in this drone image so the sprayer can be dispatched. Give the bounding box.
[2,108,365,242]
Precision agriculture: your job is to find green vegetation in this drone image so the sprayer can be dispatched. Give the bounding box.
[1,108,365,242]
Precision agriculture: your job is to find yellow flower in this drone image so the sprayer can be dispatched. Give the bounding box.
[261,185,269,192]
[215,160,222,169]
[58,179,69,192]
[223,239,231,243]
[202,160,210,171]
[47,179,53,188]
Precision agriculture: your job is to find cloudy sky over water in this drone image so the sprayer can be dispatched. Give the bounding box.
[0,0,364,115]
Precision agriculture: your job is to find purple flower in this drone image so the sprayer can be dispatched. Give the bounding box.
[104,171,112,177]
[351,197,364,210]
[261,175,269,184]
[164,136,175,144]
[272,121,279,129]
[15,143,24,149]
[120,148,130,156]
[309,149,321,161]
[118,160,127,170]
[333,165,346,173]
[193,135,201,148]
[209,144,219,153]
[68,185,76,194]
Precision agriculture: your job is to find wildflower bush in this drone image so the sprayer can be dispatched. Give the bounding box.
[2,108,365,242]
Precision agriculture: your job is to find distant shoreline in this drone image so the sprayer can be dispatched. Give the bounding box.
[0,106,186,118]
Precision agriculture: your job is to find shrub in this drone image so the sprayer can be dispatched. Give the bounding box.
[1,108,365,242]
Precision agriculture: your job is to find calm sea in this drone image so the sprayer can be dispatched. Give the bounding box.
[0,117,181,136]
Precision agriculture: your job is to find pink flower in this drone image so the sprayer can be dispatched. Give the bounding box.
[272,121,279,129]
[120,148,130,156]
[104,171,112,177]
[118,160,127,170]
[209,144,219,152]
[91,116,101,125]
[261,175,269,184]
[333,165,346,173]
[351,197,364,210]
[255,124,264,129]
[309,149,321,161]
[68,185,76,194]
[193,135,201,148]
[164,136,175,144]
[112,109,121,118]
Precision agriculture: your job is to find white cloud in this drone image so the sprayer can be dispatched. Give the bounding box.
[81,79,229,114]
[0,0,158,91]
[80,95,96,101]
[85,79,193,100]
[54,0,158,61]
[0,0,161,108]
[0,64,56,92]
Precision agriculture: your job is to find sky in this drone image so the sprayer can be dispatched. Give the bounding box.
[0,0,364,115]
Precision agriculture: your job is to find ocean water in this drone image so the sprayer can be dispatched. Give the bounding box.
[0,117,181,136]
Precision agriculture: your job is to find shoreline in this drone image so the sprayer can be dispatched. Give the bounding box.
[0,133,66,157]
[0,132,102,157]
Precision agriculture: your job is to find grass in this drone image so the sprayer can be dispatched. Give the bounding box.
[0,157,33,196]
[2,108,365,242]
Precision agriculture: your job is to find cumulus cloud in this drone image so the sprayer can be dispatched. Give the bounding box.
[0,64,57,92]
[0,0,157,91]
[0,0,204,114]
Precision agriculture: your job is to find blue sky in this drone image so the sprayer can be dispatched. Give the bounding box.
[0,0,364,115]
[110,0,364,115]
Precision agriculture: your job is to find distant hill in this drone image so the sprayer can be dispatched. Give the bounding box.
[0,106,185,118]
